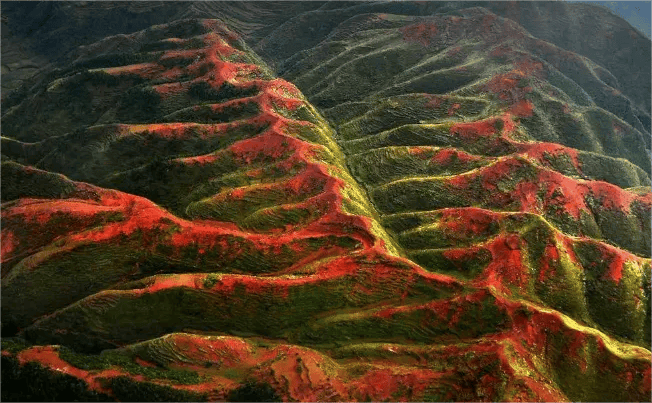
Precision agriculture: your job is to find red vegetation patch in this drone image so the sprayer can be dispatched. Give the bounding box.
[3,198,114,226]
[399,22,439,46]
[424,94,445,109]
[509,99,533,117]
[473,234,527,292]
[537,242,561,283]
[16,346,140,396]
[5,18,651,403]
[588,180,642,213]
[517,142,581,172]
[174,153,220,166]
[103,63,165,80]
[439,208,500,237]
[446,114,591,180]
[152,81,187,97]
[0,230,18,261]
[447,45,463,58]
[441,246,489,279]
[446,46,463,59]
[229,130,309,165]
[480,14,498,35]
[450,118,497,140]
[562,103,571,114]
[588,241,641,284]
[161,333,253,366]
[431,148,484,165]
[485,74,519,95]
[350,368,441,401]
[134,357,157,368]
[513,58,544,78]
[483,55,545,115]
[4,102,408,279]
[438,155,648,221]
[447,102,461,116]
[612,122,626,136]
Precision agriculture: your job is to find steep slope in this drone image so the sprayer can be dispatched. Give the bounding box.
[0,18,453,401]
[0,1,327,94]
[1,5,651,403]
[254,1,650,135]
[259,3,652,400]
[5,1,650,127]
[259,4,652,350]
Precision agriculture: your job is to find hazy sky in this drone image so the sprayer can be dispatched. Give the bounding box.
[573,1,652,38]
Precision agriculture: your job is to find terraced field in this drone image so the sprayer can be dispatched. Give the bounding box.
[1,2,651,402]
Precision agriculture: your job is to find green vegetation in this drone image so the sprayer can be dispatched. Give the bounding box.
[338,95,488,141]
[116,86,163,122]
[409,248,492,279]
[203,274,219,289]
[1,161,80,202]
[58,347,203,384]
[108,376,207,402]
[1,356,113,402]
[573,242,650,345]
[348,146,489,186]
[578,151,651,188]
[2,9,651,402]
[163,101,260,124]
[227,381,281,402]
[291,292,509,346]
[0,337,31,354]
[188,81,260,103]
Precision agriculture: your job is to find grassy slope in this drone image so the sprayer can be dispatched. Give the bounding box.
[1,8,651,403]
[260,5,652,401]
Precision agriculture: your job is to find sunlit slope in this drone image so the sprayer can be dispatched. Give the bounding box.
[277,1,652,333]
[1,12,651,403]
[262,5,652,401]
[1,19,443,400]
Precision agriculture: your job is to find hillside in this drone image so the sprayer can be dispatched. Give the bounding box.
[1,2,651,402]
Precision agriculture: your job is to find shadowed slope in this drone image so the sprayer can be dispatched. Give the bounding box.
[5,1,649,128]
[255,1,650,134]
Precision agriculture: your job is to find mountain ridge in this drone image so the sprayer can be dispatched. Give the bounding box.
[1,2,651,402]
